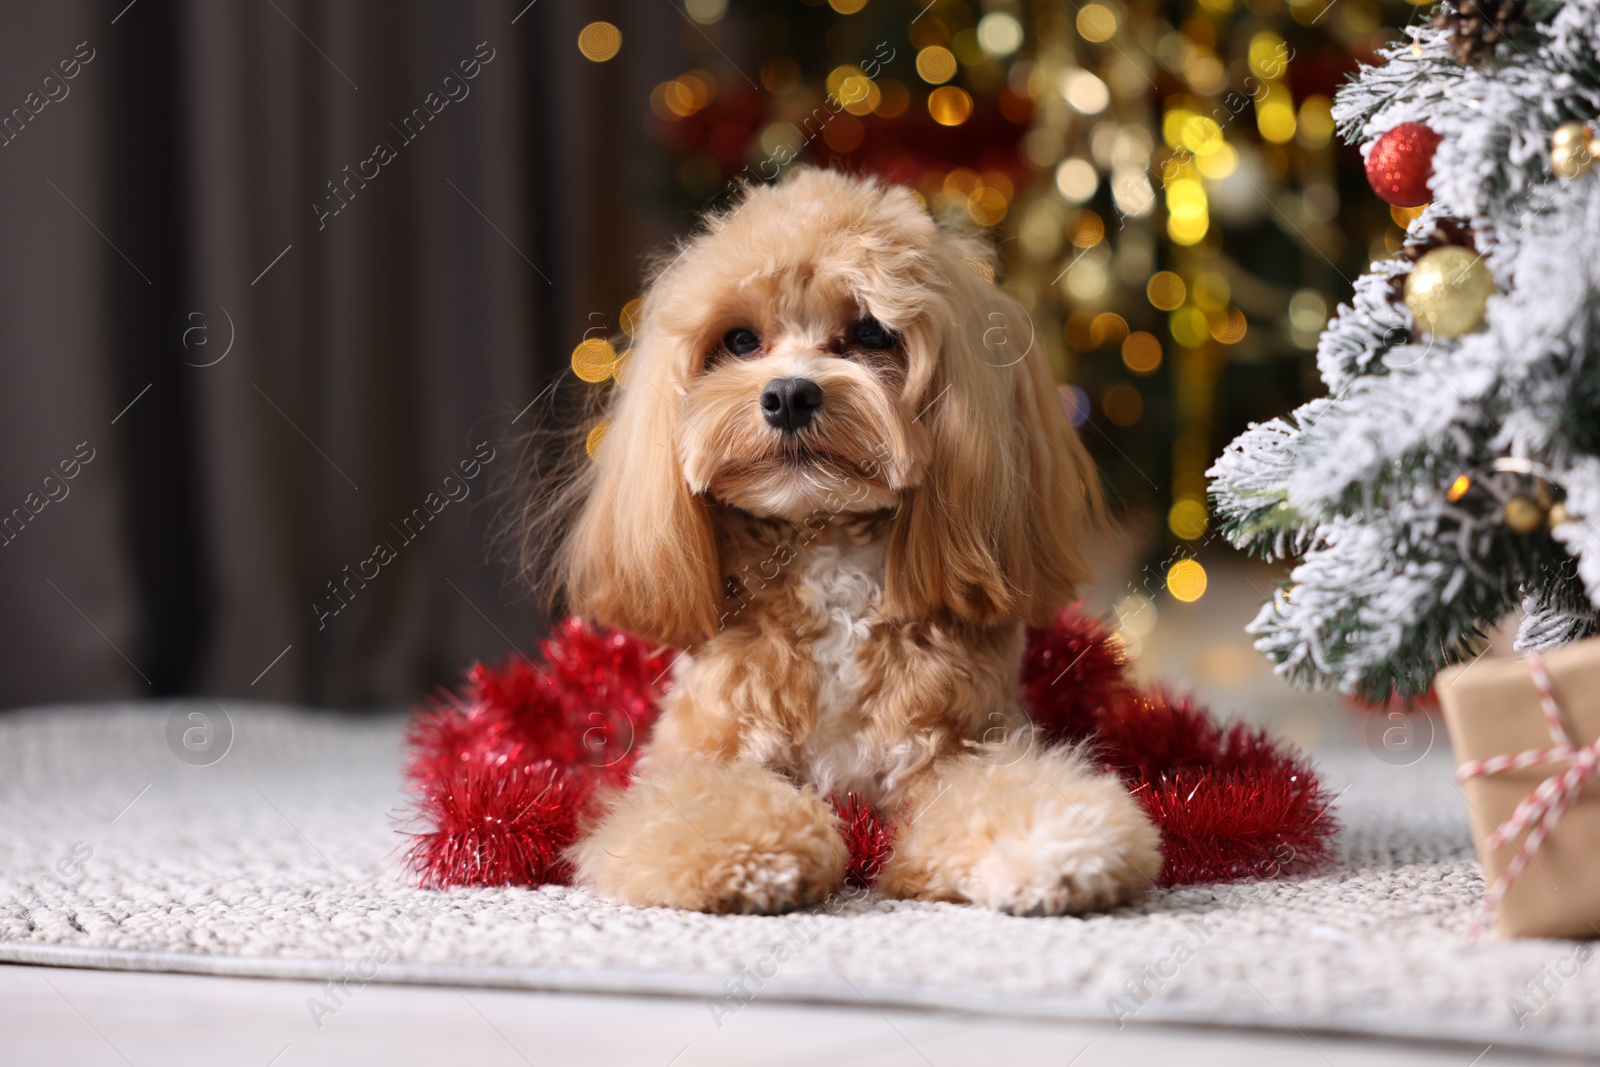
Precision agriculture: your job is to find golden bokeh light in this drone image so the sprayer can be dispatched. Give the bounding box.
[1168,498,1209,540]
[826,65,880,115]
[916,46,958,85]
[1248,32,1288,78]
[1169,305,1211,348]
[1162,107,1195,150]
[585,422,609,459]
[928,85,974,126]
[1256,83,1297,143]
[1166,559,1208,602]
[571,338,619,383]
[619,298,643,337]
[1069,209,1106,248]
[1122,331,1163,374]
[1076,4,1117,42]
[1448,474,1472,501]
[760,57,800,95]
[651,71,716,120]
[650,84,683,120]
[577,22,622,62]
[1390,202,1428,228]
[828,0,868,12]
[1258,100,1297,143]
[1196,142,1238,180]
[981,170,1014,200]
[1147,271,1186,310]
[685,0,727,22]
[1210,307,1248,344]
[1298,95,1335,148]
[1089,311,1129,348]
[1166,177,1209,245]
[943,167,981,196]
[967,187,1008,226]
[1168,111,1224,156]
[1102,383,1144,426]
[682,71,717,107]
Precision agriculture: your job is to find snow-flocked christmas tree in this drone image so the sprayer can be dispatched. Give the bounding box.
[1209,0,1600,701]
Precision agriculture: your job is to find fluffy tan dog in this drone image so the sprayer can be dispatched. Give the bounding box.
[552,168,1160,915]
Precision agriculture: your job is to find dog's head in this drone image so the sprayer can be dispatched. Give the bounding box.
[561,168,1102,647]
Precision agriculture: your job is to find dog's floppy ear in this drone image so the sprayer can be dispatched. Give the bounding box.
[884,244,1103,626]
[560,315,722,648]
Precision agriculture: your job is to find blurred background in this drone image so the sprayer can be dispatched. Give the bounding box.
[0,0,1434,716]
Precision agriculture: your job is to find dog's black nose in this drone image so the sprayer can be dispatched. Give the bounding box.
[760,376,822,433]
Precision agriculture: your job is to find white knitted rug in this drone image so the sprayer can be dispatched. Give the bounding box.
[0,703,1594,1055]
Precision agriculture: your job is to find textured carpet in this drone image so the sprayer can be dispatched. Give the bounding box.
[0,702,1594,1055]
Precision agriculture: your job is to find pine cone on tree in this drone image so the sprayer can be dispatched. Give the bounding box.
[1435,0,1529,66]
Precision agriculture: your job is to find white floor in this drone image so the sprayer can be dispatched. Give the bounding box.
[6,561,1566,1066]
[1,963,1569,1067]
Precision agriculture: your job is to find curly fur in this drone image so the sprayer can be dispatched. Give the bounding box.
[571,762,847,914]
[545,168,1159,915]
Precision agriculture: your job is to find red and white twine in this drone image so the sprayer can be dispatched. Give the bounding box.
[1454,652,1600,936]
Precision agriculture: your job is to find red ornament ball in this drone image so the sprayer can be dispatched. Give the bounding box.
[1365,122,1441,207]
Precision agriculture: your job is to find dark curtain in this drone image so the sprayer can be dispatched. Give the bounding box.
[0,1,685,708]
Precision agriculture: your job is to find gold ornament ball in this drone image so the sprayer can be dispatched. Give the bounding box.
[1403,246,1494,338]
[1549,501,1573,528]
[1551,122,1595,180]
[1505,495,1545,534]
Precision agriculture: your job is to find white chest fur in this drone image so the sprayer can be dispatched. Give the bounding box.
[792,539,899,799]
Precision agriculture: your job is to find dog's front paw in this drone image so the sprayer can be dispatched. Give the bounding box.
[962,810,1156,916]
[878,746,1161,916]
[570,762,847,914]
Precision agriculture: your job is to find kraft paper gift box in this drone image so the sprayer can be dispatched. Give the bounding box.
[1436,639,1600,940]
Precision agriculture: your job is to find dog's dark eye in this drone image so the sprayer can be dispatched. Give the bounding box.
[852,317,894,350]
[723,328,762,357]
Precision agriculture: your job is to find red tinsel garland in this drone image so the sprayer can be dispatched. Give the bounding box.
[831,792,897,890]
[403,607,1337,891]
[408,761,586,888]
